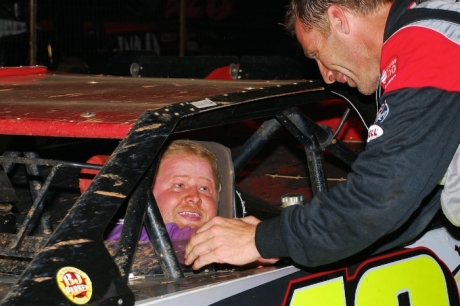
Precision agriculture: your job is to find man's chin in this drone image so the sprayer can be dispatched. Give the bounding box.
[354,81,377,95]
[356,78,379,95]
[176,219,203,229]
[358,87,377,96]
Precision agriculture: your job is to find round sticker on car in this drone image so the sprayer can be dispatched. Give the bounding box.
[56,266,93,305]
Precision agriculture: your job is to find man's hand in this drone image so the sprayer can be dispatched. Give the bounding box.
[184,216,263,269]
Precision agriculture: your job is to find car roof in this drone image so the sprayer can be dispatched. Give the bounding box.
[0,71,298,138]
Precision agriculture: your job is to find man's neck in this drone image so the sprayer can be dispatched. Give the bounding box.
[358,2,393,60]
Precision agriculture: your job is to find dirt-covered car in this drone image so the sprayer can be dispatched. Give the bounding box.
[0,66,458,306]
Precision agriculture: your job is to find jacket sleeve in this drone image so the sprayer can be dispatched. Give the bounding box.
[255,87,460,267]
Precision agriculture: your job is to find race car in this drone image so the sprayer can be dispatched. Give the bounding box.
[0,66,458,306]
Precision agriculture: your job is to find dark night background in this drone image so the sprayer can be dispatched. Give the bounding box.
[0,0,320,77]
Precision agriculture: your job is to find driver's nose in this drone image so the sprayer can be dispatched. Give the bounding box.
[185,187,202,206]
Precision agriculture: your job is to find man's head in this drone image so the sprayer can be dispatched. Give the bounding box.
[153,140,220,229]
[286,0,393,95]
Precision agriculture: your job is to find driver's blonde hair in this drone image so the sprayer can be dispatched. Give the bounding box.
[285,0,393,35]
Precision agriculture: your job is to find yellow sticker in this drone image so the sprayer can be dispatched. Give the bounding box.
[284,248,457,306]
[56,266,93,305]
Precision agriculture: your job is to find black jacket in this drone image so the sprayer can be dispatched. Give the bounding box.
[256,0,460,267]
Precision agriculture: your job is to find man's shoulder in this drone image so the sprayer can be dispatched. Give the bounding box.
[385,0,460,39]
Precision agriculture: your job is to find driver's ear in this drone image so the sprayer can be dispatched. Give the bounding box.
[326,5,350,35]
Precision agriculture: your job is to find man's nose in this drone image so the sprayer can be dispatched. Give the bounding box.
[185,187,202,205]
[318,62,335,84]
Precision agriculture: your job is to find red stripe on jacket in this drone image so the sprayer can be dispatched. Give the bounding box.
[381,26,460,94]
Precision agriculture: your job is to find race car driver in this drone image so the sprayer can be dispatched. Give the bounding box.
[80,139,220,242]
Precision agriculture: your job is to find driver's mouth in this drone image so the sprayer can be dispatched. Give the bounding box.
[178,211,202,220]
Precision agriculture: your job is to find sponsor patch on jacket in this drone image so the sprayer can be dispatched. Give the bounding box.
[381,57,397,90]
[376,101,389,123]
[367,125,383,142]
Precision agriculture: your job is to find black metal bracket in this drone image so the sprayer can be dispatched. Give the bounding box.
[276,108,328,195]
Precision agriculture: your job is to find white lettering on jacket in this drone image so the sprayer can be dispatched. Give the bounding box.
[381,57,397,90]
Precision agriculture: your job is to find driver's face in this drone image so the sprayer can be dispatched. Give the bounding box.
[295,18,380,95]
[153,154,218,229]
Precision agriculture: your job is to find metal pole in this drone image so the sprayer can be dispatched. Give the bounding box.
[29,0,37,66]
[276,109,329,195]
[233,119,282,173]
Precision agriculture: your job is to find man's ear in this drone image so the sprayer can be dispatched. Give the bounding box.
[326,5,350,34]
